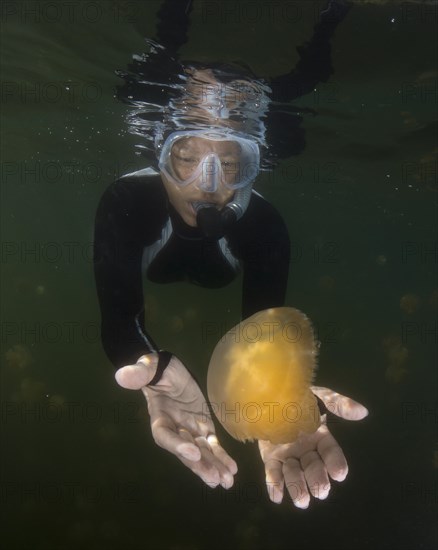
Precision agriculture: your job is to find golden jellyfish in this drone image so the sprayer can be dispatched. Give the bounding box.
[207,307,321,444]
[169,315,184,333]
[5,344,33,370]
[382,334,409,384]
[400,293,421,314]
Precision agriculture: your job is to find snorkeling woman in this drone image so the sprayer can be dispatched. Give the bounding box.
[94,0,368,508]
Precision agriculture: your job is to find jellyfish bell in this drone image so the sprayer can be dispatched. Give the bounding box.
[207,307,321,444]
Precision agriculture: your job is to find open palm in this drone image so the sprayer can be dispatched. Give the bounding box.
[258,386,368,508]
[116,354,237,489]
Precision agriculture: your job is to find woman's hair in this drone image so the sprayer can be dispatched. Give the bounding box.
[116,0,351,168]
[116,41,306,169]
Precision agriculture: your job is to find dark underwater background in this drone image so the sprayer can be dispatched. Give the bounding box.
[1,1,436,548]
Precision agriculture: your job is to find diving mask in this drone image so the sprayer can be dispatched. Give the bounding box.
[158,130,260,191]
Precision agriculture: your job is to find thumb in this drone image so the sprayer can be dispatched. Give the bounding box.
[312,386,369,421]
[115,355,159,390]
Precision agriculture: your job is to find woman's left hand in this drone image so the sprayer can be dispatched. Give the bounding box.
[258,386,368,508]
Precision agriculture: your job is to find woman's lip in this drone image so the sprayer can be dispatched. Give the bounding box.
[191,201,221,211]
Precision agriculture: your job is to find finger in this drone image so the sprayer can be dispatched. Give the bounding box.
[183,454,221,487]
[179,453,221,488]
[180,437,225,488]
[300,450,331,501]
[115,355,158,390]
[154,422,234,488]
[282,458,310,509]
[207,434,238,477]
[152,423,201,462]
[196,437,234,489]
[263,459,285,504]
[312,386,369,420]
[317,425,349,482]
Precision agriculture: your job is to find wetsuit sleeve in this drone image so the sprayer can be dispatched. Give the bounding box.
[270,0,351,101]
[155,0,193,52]
[230,195,291,319]
[93,179,163,369]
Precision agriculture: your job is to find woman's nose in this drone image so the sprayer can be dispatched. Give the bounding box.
[198,153,221,192]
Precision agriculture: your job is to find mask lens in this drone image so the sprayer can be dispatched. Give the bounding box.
[158,131,260,189]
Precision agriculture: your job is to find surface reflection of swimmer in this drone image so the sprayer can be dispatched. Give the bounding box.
[94,0,368,508]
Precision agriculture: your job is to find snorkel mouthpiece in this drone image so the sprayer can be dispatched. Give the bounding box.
[194,167,254,238]
[194,192,248,240]
[195,205,229,240]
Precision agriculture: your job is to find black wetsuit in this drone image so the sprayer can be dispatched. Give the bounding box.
[94,170,290,369]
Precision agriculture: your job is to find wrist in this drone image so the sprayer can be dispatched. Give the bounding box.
[146,350,173,386]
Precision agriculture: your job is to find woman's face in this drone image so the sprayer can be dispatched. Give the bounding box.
[160,136,236,227]
[159,68,260,226]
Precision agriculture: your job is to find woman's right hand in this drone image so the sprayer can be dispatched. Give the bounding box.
[115,354,237,489]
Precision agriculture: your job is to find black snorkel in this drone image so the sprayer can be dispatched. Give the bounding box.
[194,184,253,240]
[195,203,239,240]
[196,205,229,240]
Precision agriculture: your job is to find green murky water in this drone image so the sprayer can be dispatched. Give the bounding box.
[1,1,437,549]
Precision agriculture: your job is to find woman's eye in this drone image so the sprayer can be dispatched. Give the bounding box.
[176,155,197,164]
[222,161,238,170]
